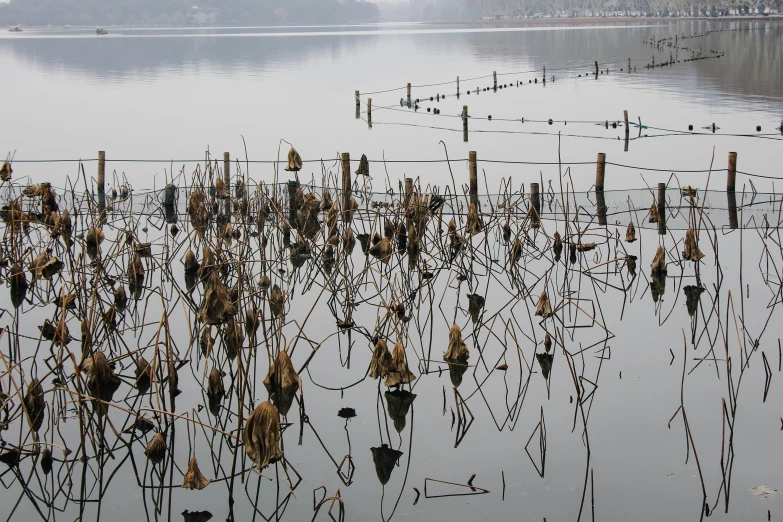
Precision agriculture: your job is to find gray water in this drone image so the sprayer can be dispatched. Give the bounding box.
[0,20,782,522]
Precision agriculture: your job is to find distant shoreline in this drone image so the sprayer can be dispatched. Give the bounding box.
[429,14,783,26]
[5,15,782,30]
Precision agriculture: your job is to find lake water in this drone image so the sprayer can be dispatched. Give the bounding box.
[1,21,782,191]
[0,20,782,522]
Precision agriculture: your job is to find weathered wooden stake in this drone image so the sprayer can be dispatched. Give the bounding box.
[355,90,360,119]
[657,183,666,235]
[727,152,737,192]
[628,57,631,73]
[543,66,546,80]
[493,71,497,90]
[97,150,106,208]
[652,54,655,67]
[594,60,598,76]
[595,153,606,190]
[407,83,411,107]
[456,76,460,97]
[341,152,351,222]
[367,98,372,129]
[727,192,739,229]
[623,110,630,152]
[462,105,468,143]
[530,182,540,217]
[469,151,478,206]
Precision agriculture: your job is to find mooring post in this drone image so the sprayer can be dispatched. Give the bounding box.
[493,71,497,91]
[407,83,411,107]
[355,90,360,119]
[462,105,469,143]
[530,182,541,217]
[595,153,606,190]
[341,152,351,222]
[469,151,478,206]
[657,183,666,235]
[628,57,631,73]
[367,98,372,129]
[624,110,630,152]
[288,179,299,228]
[97,150,106,210]
[727,152,737,192]
[595,60,598,77]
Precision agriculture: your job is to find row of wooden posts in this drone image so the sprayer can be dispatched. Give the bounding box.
[92,150,741,230]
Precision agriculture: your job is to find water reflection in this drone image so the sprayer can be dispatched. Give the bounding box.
[0,152,780,522]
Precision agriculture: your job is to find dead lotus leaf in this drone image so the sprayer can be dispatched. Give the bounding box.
[269,284,284,317]
[182,457,211,490]
[576,242,596,252]
[23,378,45,432]
[243,401,284,469]
[284,147,302,172]
[369,339,395,380]
[444,324,469,360]
[355,153,370,176]
[198,272,236,325]
[682,229,704,262]
[650,245,667,274]
[535,291,553,319]
[648,203,660,223]
[145,432,167,464]
[625,222,636,243]
[384,342,416,387]
[369,237,392,264]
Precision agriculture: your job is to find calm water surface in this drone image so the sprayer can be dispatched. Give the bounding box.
[0,21,782,522]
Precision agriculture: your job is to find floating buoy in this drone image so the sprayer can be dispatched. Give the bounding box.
[688,124,693,131]
[548,119,553,125]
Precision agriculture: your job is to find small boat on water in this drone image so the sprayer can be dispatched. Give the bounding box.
[9,25,23,32]
[96,27,108,35]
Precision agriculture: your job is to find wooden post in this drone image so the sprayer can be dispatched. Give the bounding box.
[97,150,106,210]
[407,83,411,107]
[462,105,468,143]
[367,98,372,129]
[469,151,478,206]
[456,76,460,97]
[727,152,737,192]
[628,57,631,73]
[727,191,738,229]
[493,71,497,90]
[596,189,607,226]
[223,152,231,215]
[623,110,630,152]
[543,66,546,80]
[530,182,540,217]
[355,90,360,119]
[288,180,299,228]
[652,54,655,68]
[594,60,598,76]
[595,153,606,190]
[341,152,351,222]
[657,183,666,235]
